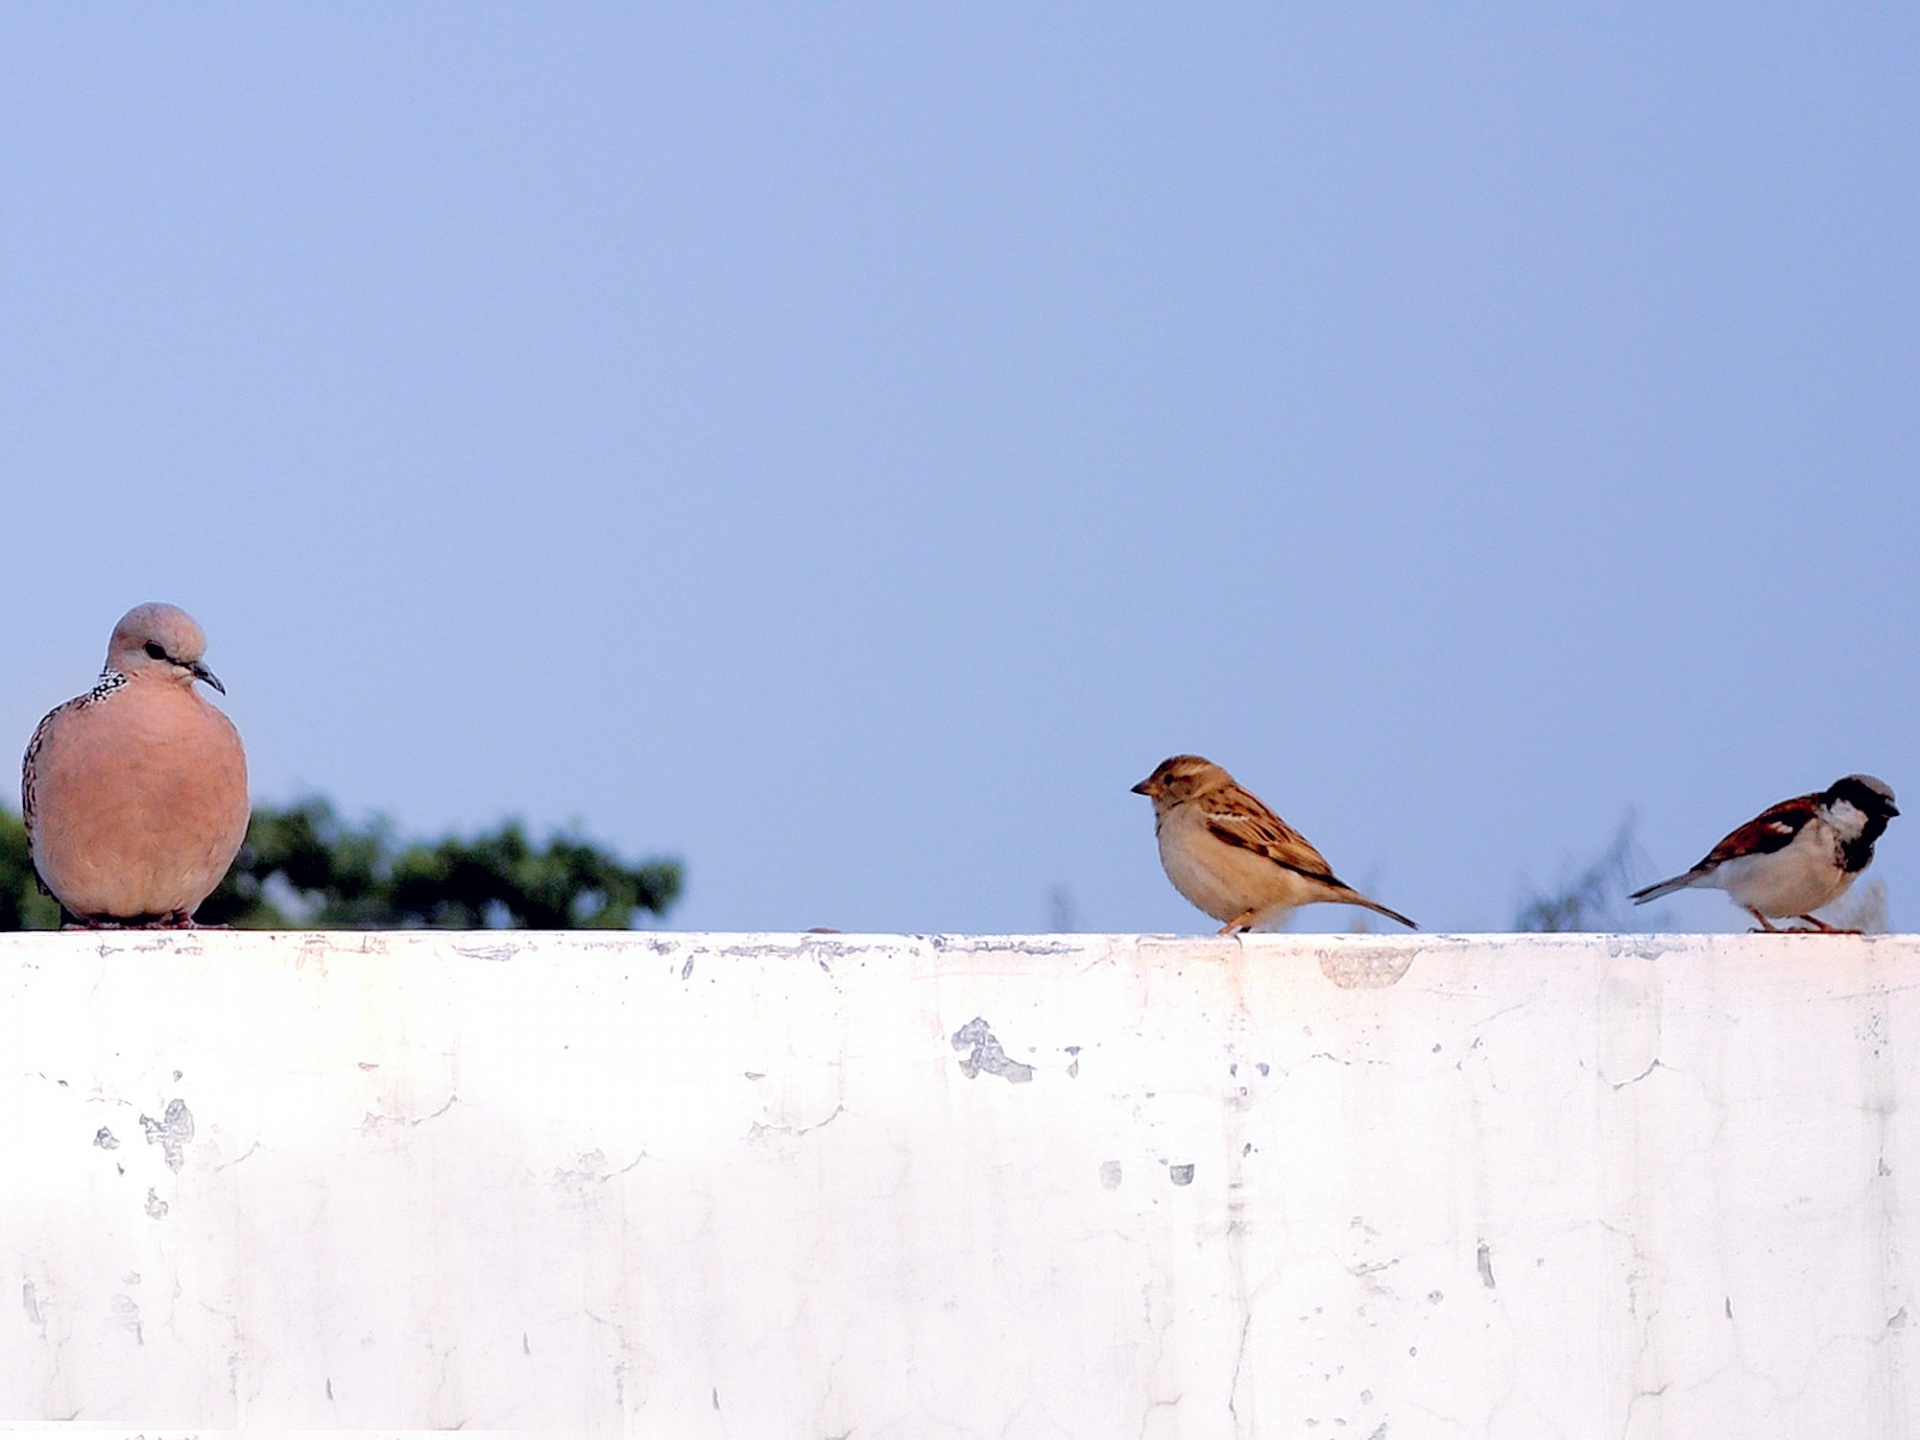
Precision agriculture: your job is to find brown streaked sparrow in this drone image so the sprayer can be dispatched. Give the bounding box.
[1131,754,1416,934]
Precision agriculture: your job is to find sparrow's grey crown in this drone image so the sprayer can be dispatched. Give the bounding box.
[1825,774,1898,816]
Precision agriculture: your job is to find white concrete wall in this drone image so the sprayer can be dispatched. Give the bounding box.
[0,930,1914,1438]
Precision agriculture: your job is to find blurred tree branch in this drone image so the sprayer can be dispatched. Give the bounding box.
[1515,817,1648,933]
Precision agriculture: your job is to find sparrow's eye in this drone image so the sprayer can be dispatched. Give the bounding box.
[143,642,167,661]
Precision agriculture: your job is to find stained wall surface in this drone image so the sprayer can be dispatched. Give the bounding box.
[0,930,1912,1438]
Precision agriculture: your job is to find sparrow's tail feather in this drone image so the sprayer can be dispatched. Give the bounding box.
[1629,871,1699,905]
[1346,890,1417,930]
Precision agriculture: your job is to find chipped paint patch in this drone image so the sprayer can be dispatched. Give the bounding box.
[1317,944,1417,989]
[950,1017,1034,1084]
[138,1099,193,1172]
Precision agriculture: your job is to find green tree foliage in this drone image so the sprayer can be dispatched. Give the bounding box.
[0,798,680,930]
[0,809,62,929]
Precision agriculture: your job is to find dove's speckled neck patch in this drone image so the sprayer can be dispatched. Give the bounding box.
[86,667,128,703]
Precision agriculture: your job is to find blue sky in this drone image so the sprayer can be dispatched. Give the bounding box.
[3,6,1916,933]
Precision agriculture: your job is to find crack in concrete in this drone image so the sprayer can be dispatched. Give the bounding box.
[749,1104,846,1141]
[361,1093,460,1131]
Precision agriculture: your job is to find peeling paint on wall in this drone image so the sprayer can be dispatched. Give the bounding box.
[949,1016,1034,1083]
[139,1098,193,1172]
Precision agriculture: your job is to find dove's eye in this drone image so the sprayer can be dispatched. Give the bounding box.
[144,642,168,661]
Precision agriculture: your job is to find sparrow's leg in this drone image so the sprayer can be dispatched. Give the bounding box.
[1746,908,1781,934]
[63,916,125,931]
[1794,914,1861,935]
[1222,900,1296,934]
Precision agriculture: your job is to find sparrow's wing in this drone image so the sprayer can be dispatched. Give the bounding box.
[1201,787,1418,928]
[1201,791,1341,884]
[1631,791,1824,903]
[1698,793,1822,868]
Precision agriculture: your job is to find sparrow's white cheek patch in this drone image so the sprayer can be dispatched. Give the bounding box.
[1823,799,1869,841]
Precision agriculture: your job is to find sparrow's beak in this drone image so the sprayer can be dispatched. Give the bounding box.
[1130,778,1154,797]
[190,661,226,695]
[1888,802,1901,818]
